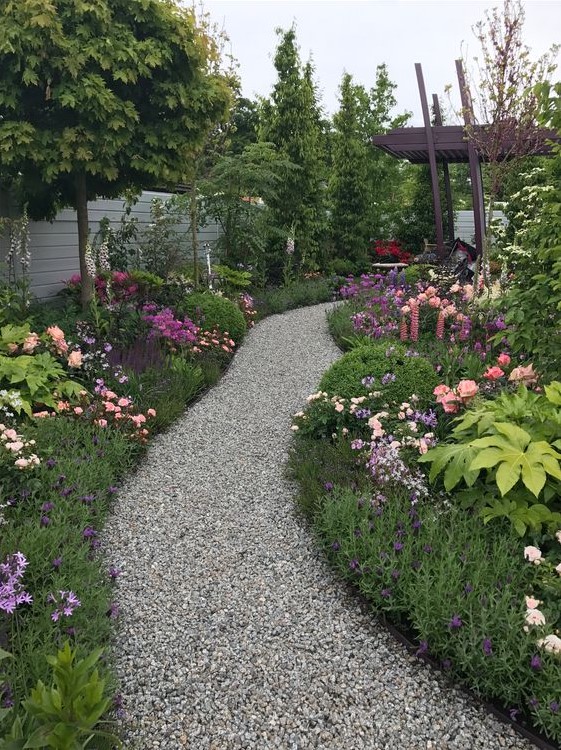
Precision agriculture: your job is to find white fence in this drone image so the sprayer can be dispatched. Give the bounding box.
[0,191,222,300]
[455,209,507,245]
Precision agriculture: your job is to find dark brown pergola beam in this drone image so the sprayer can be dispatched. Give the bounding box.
[433,94,455,242]
[415,63,444,254]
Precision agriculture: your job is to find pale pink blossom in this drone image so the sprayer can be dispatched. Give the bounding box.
[525,595,541,609]
[483,366,504,381]
[334,402,344,413]
[456,380,479,402]
[524,546,542,564]
[14,458,30,469]
[537,634,561,654]
[73,407,83,415]
[147,408,157,417]
[22,333,40,353]
[509,364,538,386]
[3,429,18,441]
[441,392,460,413]
[6,441,24,452]
[96,419,108,428]
[525,608,546,627]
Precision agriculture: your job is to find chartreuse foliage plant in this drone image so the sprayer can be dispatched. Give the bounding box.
[419,383,561,535]
[0,324,82,415]
[0,642,120,749]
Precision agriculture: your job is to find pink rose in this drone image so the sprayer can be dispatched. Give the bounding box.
[497,352,511,367]
[14,458,30,469]
[67,350,82,368]
[6,441,24,452]
[103,391,117,401]
[32,411,51,418]
[104,402,116,412]
[441,392,460,413]
[147,408,157,417]
[3,429,18,441]
[73,407,83,415]
[525,595,541,609]
[456,380,479,403]
[117,398,130,407]
[483,366,504,381]
[96,419,108,428]
[433,384,451,402]
[524,545,542,564]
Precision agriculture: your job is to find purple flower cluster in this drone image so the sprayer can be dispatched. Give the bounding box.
[142,307,198,346]
[48,590,81,621]
[0,552,33,614]
[366,442,428,496]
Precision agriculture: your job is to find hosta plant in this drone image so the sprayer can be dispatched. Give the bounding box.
[419,383,561,536]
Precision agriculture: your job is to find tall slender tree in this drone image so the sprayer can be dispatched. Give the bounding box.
[329,72,371,269]
[260,27,326,279]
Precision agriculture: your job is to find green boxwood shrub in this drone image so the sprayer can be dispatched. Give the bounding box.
[403,263,435,285]
[179,292,247,345]
[318,342,438,405]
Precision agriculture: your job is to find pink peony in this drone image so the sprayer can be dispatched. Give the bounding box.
[456,380,479,403]
[524,545,542,564]
[497,352,511,367]
[67,350,82,368]
[483,366,505,381]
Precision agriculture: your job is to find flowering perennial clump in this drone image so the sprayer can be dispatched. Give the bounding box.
[0,422,40,470]
[142,305,236,356]
[47,590,81,622]
[0,552,32,614]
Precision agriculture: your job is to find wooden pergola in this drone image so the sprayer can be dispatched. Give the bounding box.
[372,60,559,256]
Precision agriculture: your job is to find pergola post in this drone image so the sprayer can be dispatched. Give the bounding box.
[432,94,455,242]
[455,59,486,255]
[415,63,444,255]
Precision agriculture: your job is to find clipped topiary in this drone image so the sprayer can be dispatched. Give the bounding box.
[179,292,247,345]
[319,342,438,405]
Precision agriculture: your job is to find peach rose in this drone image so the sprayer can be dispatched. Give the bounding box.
[509,364,538,386]
[455,380,479,402]
[22,333,40,353]
[440,392,460,413]
[67,350,82,368]
[46,325,65,341]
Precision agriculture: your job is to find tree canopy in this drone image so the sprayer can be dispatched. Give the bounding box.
[0,0,233,303]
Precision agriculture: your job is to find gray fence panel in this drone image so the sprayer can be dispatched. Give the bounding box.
[0,190,222,300]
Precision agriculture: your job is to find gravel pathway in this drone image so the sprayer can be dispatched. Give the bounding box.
[105,303,536,750]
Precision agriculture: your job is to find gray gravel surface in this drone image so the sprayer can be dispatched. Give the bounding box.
[104,302,536,750]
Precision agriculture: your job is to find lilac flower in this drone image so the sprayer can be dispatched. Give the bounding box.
[449,614,463,629]
[0,553,33,614]
[482,638,493,656]
[49,590,81,622]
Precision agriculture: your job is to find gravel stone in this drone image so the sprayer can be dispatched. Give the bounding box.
[104,302,537,749]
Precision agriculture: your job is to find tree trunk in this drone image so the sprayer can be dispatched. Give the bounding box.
[76,172,94,309]
[190,182,199,288]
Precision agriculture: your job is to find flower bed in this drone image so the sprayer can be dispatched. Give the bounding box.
[289,270,561,745]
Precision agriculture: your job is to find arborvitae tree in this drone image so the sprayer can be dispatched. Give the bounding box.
[260,27,326,280]
[329,72,371,270]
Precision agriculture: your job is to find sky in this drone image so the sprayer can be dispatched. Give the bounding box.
[204,0,561,125]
